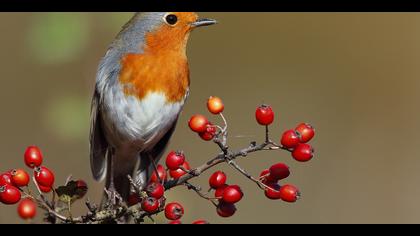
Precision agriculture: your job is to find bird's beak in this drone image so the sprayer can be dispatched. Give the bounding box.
[191,18,217,28]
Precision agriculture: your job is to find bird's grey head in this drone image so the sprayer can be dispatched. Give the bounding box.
[112,12,217,54]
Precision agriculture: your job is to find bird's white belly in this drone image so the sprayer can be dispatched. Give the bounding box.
[102,90,185,150]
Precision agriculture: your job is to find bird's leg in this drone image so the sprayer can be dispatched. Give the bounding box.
[104,148,122,207]
[148,154,162,184]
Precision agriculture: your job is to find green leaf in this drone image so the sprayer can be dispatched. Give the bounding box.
[55,180,88,204]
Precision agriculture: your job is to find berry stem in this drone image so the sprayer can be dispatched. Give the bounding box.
[265,125,270,143]
[67,200,73,221]
[219,112,228,132]
[184,182,218,206]
[225,159,275,191]
[219,112,228,146]
[148,155,163,184]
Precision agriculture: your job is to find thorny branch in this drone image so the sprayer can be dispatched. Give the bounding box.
[25,112,291,224]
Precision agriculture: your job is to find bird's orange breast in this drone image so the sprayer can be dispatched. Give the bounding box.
[118,23,191,104]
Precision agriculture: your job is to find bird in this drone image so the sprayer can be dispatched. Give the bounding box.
[89,12,216,202]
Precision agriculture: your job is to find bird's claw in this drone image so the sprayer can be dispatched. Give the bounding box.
[104,188,123,207]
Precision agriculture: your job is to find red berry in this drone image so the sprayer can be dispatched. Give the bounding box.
[264,183,282,200]
[165,202,184,220]
[230,185,242,191]
[127,193,141,206]
[34,166,55,188]
[259,169,277,184]
[75,180,88,199]
[292,143,314,162]
[76,179,88,189]
[255,105,274,126]
[165,151,185,171]
[38,185,52,193]
[279,184,300,203]
[295,123,315,143]
[0,185,21,205]
[0,172,13,186]
[281,130,301,149]
[24,146,43,168]
[199,132,214,141]
[169,161,190,180]
[17,198,37,220]
[222,185,243,204]
[214,184,228,198]
[192,219,209,224]
[269,163,290,181]
[209,171,227,189]
[141,197,159,213]
[207,96,224,115]
[150,164,167,183]
[168,220,182,224]
[216,202,236,218]
[188,114,209,133]
[11,169,30,187]
[199,123,217,141]
[146,182,165,199]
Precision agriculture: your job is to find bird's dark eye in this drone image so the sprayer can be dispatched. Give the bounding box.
[165,14,178,25]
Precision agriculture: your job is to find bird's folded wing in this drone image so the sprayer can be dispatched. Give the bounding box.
[89,89,109,181]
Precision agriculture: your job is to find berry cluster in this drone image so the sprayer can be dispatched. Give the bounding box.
[281,123,315,162]
[126,151,208,224]
[209,171,242,217]
[0,96,315,224]
[0,146,54,220]
[0,146,88,222]
[154,97,315,220]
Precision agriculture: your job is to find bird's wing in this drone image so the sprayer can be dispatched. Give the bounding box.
[89,88,109,181]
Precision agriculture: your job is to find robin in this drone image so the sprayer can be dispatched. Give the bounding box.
[89,12,216,202]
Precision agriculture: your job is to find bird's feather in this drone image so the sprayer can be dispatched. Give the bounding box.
[89,89,109,181]
[135,119,179,189]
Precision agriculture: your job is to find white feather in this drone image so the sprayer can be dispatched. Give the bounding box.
[101,84,186,153]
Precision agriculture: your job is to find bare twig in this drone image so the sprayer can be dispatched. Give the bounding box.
[184,182,219,206]
[226,159,275,191]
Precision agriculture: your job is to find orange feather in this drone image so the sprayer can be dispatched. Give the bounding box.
[119,13,199,103]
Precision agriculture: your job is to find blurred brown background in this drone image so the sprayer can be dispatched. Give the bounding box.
[0,13,419,224]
